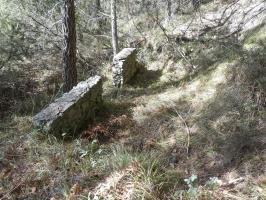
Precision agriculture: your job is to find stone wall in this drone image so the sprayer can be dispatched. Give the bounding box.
[33,75,102,136]
[112,48,140,87]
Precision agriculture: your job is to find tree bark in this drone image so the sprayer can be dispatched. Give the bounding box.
[166,0,172,20]
[95,0,102,32]
[62,0,77,92]
[111,0,119,56]
[192,0,201,10]
[96,0,101,13]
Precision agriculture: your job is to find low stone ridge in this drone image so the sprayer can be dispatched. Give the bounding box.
[33,75,102,136]
[112,48,140,87]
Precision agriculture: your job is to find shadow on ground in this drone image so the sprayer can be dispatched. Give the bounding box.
[122,34,266,185]
[127,66,163,88]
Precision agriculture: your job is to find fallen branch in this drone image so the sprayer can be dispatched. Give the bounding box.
[221,177,245,188]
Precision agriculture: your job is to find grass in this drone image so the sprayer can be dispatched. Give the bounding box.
[244,23,266,47]
[1,2,266,200]
[97,23,265,199]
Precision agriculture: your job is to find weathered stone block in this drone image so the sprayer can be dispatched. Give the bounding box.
[112,48,140,87]
[33,75,102,136]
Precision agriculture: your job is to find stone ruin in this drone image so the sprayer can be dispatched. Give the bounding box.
[112,48,140,87]
[33,75,102,136]
[33,48,141,136]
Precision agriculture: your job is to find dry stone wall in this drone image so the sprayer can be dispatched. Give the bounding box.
[112,48,140,87]
[33,75,102,136]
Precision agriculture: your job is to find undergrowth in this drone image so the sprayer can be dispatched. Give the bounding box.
[1,2,266,199]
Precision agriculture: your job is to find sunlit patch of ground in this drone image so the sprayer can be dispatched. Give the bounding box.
[132,62,229,123]
[91,165,135,200]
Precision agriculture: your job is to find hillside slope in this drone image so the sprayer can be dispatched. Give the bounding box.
[0,0,266,199]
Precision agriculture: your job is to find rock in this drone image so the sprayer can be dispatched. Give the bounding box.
[33,75,102,136]
[112,48,140,87]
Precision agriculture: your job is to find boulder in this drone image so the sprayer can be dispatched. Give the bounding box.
[112,48,140,87]
[33,75,102,136]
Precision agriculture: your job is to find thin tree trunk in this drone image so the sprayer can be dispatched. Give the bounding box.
[141,0,145,11]
[192,0,201,10]
[62,0,77,92]
[95,0,103,56]
[95,0,102,32]
[111,0,118,56]
[166,0,172,20]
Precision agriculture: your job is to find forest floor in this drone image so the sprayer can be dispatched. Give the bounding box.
[1,0,266,199]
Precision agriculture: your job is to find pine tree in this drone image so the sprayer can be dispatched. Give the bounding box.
[62,0,77,92]
[111,0,118,56]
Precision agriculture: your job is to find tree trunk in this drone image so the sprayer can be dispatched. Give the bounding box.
[192,0,201,10]
[62,0,77,92]
[96,0,101,14]
[166,0,172,20]
[111,0,119,56]
[95,0,102,32]
[141,0,145,11]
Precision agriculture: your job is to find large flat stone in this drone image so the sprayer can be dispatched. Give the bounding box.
[33,75,102,136]
[112,48,140,87]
